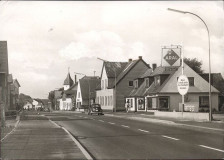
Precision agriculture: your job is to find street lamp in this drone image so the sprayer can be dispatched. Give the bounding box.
[168,8,212,121]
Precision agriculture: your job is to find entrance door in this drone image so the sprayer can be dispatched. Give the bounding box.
[147,97,152,110]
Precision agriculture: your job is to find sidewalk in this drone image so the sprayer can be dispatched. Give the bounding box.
[1,114,87,160]
[104,112,224,132]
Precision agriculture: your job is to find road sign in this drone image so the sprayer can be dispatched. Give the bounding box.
[177,75,189,95]
[163,49,180,66]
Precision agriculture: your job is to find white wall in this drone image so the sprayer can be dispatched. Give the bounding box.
[76,81,83,106]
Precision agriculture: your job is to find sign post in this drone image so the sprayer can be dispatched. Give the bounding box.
[177,75,189,114]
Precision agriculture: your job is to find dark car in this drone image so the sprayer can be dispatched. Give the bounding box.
[88,104,103,115]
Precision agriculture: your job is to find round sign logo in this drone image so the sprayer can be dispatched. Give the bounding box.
[177,75,189,95]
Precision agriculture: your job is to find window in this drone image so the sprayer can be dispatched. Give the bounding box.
[105,79,108,89]
[101,80,104,89]
[134,80,138,88]
[155,76,160,86]
[145,78,149,88]
[159,97,169,110]
[105,96,107,106]
[129,81,133,87]
[188,77,194,86]
[199,96,209,108]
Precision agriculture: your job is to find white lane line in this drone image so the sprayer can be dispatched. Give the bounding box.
[98,120,104,122]
[108,122,115,125]
[199,145,224,153]
[84,117,88,119]
[138,129,149,133]
[121,125,130,128]
[162,135,179,141]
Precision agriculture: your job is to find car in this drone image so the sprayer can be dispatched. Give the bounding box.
[88,104,103,115]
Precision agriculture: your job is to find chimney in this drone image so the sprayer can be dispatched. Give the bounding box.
[138,56,142,59]
[152,63,157,71]
[74,75,77,83]
[128,58,132,62]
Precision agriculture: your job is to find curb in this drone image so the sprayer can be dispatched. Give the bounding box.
[49,120,93,160]
[1,118,20,142]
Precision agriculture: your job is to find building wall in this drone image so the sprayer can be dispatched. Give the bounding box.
[116,60,149,110]
[96,88,114,110]
[159,93,219,111]
[59,98,72,110]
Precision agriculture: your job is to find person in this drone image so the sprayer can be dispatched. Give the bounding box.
[125,100,129,113]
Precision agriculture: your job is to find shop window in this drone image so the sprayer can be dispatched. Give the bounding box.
[105,96,107,106]
[199,96,209,108]
[137,98,145,110]
[159,97,169,110]
[129,81,133,87]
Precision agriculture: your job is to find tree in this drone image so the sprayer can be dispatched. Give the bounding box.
[184,58,203,73]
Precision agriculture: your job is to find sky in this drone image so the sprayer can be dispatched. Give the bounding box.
[0,1,223,99]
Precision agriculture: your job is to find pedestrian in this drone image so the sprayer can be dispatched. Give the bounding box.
[125,100,129,113]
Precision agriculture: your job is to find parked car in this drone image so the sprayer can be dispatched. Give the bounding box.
[88,104,103,115]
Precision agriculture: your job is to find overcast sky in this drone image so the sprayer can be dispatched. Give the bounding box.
[0,1,223,99]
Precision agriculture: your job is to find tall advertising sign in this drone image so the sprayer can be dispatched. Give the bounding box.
[161,46,181,67]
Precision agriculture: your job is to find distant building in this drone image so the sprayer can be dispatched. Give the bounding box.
[9,78,21,110]
[58,72,75,110]
[0,41,9,114]
[96,56,150,111]
[76,76,101,110]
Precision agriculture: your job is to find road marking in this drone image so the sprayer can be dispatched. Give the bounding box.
[108,122,115,125]
[98,120,104,122]
[121,125,130,128]
[138,129,149,133]
[84,117,88,119]
[162,135,179,141]
[199,145,224,153]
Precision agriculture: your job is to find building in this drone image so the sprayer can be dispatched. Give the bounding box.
[96,56,150,111]
[9,78,21,110]
[58,72,74,110]
[76,76,101,110]
[23,101,33,110]
[32,99,43,110]
[126,63,219,112]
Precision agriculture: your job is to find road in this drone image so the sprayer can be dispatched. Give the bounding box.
[44,112,224,159]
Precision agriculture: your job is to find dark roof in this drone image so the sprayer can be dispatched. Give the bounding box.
[150,66,178,76]
[63,73,74,86]
[64,82,78,95]
[80,77,101,100]
[114,59,150,87]
[199,73,224,95]
[140,68,153,78]
[13,79,21,87]
[103,62,128,78]
[129,81,147,97]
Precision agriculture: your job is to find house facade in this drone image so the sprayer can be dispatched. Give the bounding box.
[76,76,100,110]
[58,72,74,110]
[126,63,219,112]
[96,56,150,111]
[9,79,21,110]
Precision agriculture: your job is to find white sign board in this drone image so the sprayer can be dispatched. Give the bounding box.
[177,75,189,95]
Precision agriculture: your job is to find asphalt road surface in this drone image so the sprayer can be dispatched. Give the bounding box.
[45,112,224,159]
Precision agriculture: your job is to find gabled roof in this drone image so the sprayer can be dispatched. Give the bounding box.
[103,62,128,78]
[114,58,150,87]
[13,79,21,87]
[129,81,147,97]
[80,76,101,100]
[140,68,153,78]
[150,66,178,76]
[63,72,74,86]
[64,82,78,95]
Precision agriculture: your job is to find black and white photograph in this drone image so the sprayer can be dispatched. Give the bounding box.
[0,0,224,159]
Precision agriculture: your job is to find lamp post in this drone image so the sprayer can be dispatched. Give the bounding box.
[168,8,212,121]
